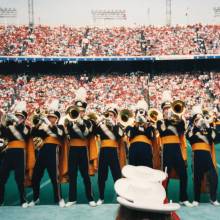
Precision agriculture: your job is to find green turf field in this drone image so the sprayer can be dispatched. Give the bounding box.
[3,143,220,205]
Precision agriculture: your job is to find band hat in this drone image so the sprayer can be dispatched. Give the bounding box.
[14,101,27,119]
[47,110,61,120]
[191,105,203,124]
[106,103,118,117]
[46,99,60,122]
[122,165,167,183]
[115,178,180,213]
[75,100,87,110]
[75,87,87,110]
[135,100,148,112]
[161,91,172,110]
[15,111,27,119]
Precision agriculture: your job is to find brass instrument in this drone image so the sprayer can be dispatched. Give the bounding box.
[148,108,162,123]
[120,109,133,122]
[31,110,50,127]
[68,106,80,121]
[118,109,134,127]
[98,111,115,128]
[103,111,109,118]
[33,137,44,150]
[86,112,98,122]
[63,106,81,127]
[170,100,185,123]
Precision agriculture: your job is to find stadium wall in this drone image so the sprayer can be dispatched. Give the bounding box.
[0,59,220,75]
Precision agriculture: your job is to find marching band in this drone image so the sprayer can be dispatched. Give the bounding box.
[0,88,220,208]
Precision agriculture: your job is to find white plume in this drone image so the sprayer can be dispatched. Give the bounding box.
[161,90,172,103]
[75,87,87,101]
[192,105,202,116]
[14,101,27,112]
[135,100,148,111]
[48,99,59,111]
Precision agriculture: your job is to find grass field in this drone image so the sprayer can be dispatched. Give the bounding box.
[3,143,220,205]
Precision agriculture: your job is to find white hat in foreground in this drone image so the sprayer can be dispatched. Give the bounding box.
[115,178,180,213]
[122,165,167,183]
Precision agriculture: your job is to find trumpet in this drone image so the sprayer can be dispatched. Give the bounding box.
[148,108,162,123]
[170,100,185,123]
[31,112,50,127]
[98,111,115,128]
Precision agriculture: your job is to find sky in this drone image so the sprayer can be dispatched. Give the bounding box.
[0,0,220,26]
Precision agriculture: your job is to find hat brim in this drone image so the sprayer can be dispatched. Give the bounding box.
[115,178,180,213]
[115,178,166,203]
[47,114,58,119]
[107,110,117,117]
[122,165,167,182]
[162,105,171,110]
[15,112,25,118]
[117,196,180,213]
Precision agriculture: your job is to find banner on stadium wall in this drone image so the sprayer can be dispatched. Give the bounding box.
[0,55,220,63]
[156,55,194,60]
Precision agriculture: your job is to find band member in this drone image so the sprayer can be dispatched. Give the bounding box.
[29,100,65,207]
[186,105,220,206]
[126,100,156,168]
[156,91,192,207]
[213,104,220,144]
[0,102,35,208]
[65,96,96,207]
[95,105,124,206]
[0,109,6,166]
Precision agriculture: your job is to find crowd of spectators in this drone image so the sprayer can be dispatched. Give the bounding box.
[0,72,219,120]
[0,24,220,57]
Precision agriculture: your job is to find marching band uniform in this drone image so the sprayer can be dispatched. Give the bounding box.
[95,107,123,205]
[186,106,219,206]
[213,105,220,144]
[157,92,192,207]
[0,104,35,208]
[30,107,66,207]
[65,100,96,207]
[0,135,6,167]
[126,100,156,168]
